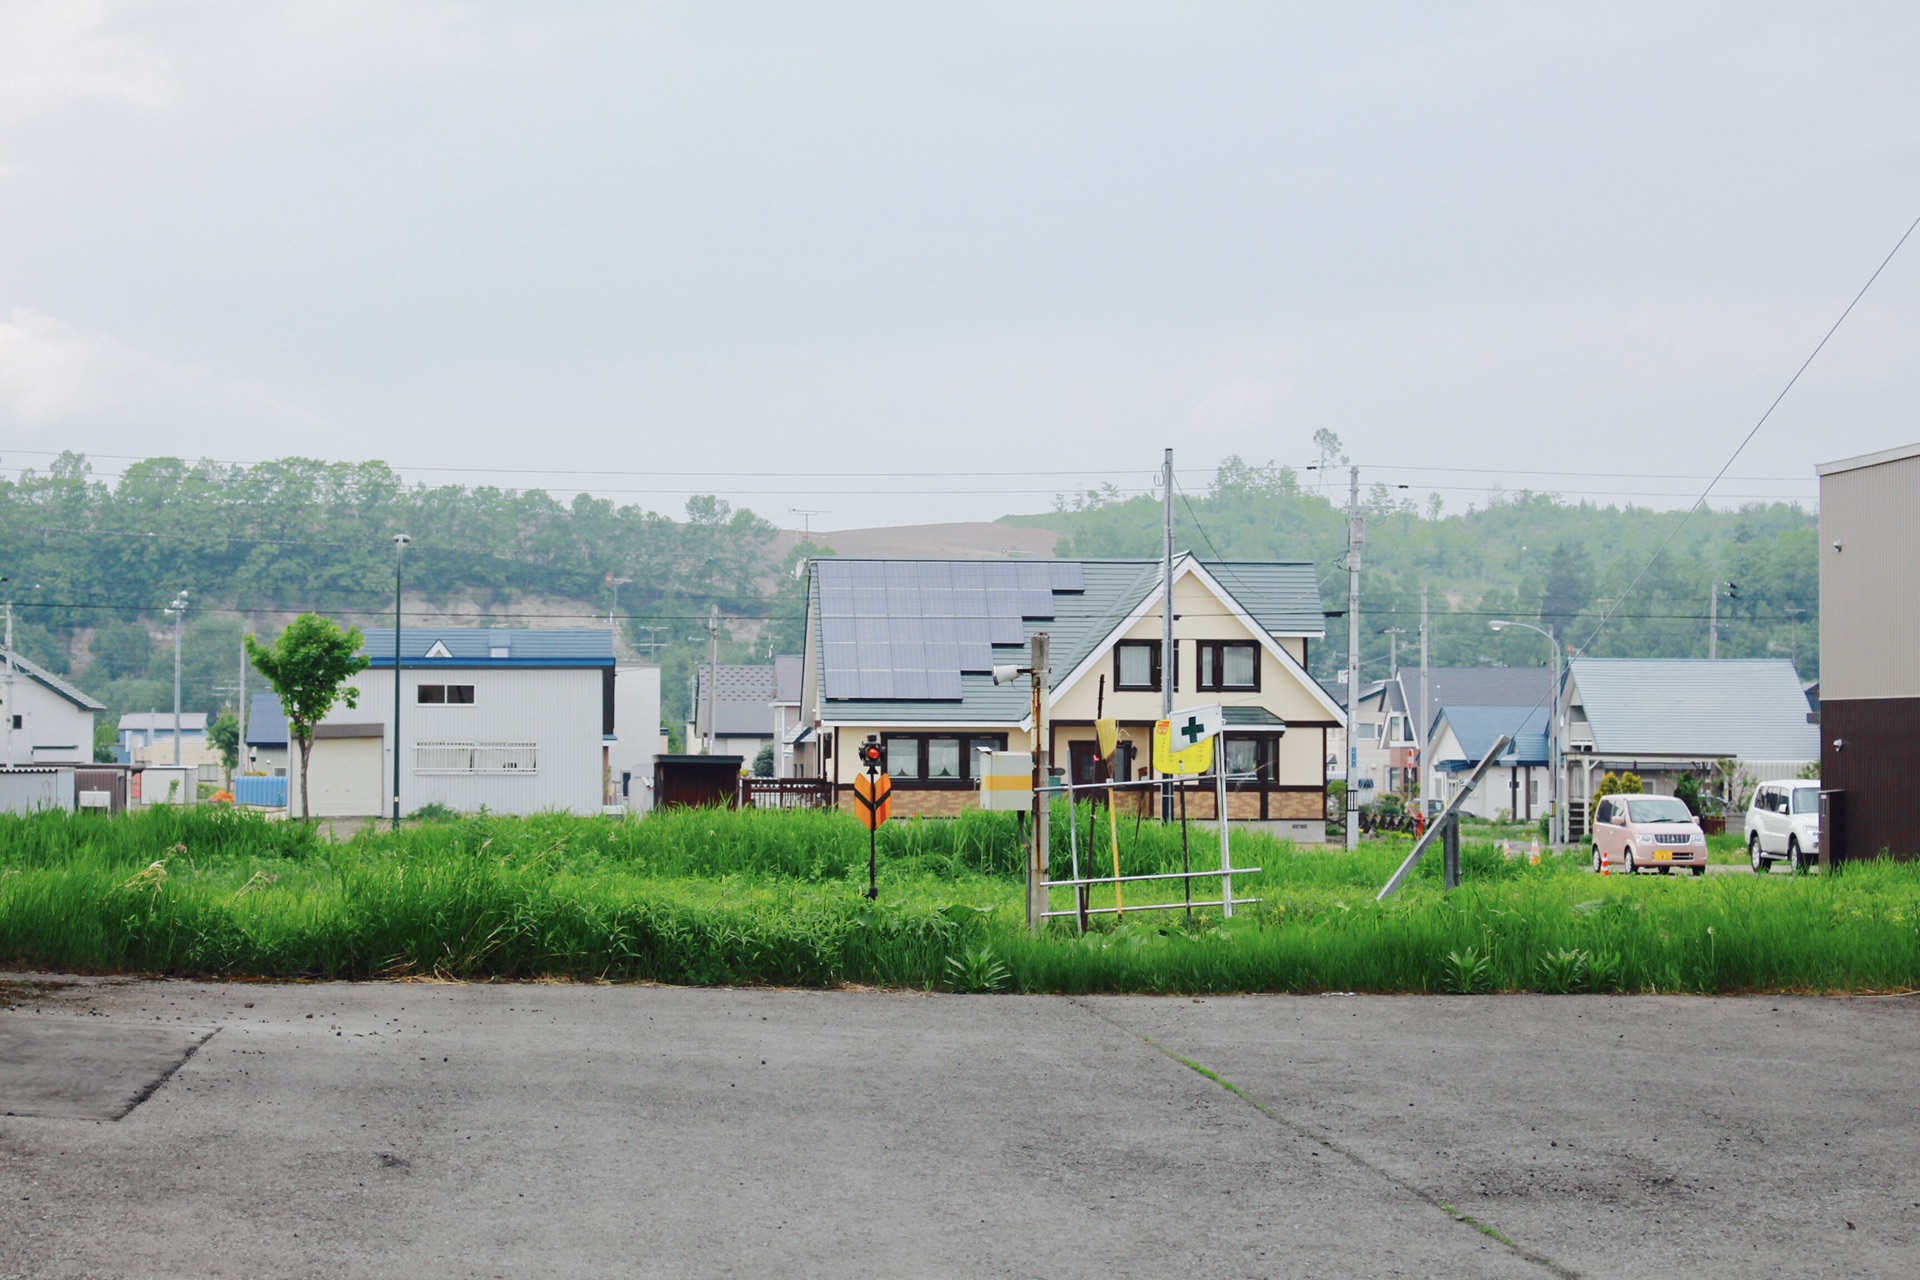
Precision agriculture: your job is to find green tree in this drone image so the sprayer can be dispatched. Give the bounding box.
[752,743,774,777]
[89,620,158,681]
[208,711,240,781]
[245,615,370,819]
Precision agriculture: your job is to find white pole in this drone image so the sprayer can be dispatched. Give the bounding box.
[1709,581,1718,660]
[172,595,185,767]
[237,631,247,773]
[705,604,718,755]
[1216,746,1233,918]
[1551,636,1564,847]
[1345,466,1362,852]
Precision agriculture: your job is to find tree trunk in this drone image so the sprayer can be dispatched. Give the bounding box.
[297,731,312,820]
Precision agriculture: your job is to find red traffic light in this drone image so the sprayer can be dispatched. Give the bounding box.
[858,739,884,765]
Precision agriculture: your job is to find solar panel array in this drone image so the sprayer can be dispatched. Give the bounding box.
[818,561,1086,700]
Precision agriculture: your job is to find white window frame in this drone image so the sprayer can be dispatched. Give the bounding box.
[413,741,539,774]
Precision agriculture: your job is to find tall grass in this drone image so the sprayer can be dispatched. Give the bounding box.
[0,807,1914,994]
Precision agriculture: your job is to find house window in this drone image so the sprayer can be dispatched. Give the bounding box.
[881,733,1007,786]
[1223,736,1276,782]
[414,741,536,773]
[1357,722,1380,741]
[1197,641,1259,692]
[417,685,475,705]
[1114,640,1174,692]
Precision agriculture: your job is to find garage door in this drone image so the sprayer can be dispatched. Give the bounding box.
[305,731,385,817]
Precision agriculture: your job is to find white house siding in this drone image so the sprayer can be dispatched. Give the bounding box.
[609,665,661,812]
[331,667,607,817]
[5,681,97,765]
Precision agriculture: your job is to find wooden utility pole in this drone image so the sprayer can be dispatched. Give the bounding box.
[1161,447,1175,822]
[1028,631,1051,933]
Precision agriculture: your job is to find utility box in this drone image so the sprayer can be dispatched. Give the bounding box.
[976,750,1033,812]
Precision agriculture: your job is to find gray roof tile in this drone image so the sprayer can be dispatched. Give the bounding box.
[1570,658,1819,760]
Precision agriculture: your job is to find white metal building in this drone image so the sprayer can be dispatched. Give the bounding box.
[307,627,616,818]
[608,663,662,813]
[1,650,104,765]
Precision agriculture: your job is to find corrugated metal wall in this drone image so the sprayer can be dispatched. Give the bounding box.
[342,668,606,816]
[1821,453,1920,701]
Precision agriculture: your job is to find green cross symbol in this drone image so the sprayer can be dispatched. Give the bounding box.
[1179,716,1207,746]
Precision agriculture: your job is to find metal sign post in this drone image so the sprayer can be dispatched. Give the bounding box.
[1377,733,1512,901]
[852,736,892,900]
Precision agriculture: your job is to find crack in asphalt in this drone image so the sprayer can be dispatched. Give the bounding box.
[1075,999,1579,1280]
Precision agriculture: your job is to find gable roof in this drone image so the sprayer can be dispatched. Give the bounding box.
[1569,658,1819,760]
[807,555,1334,725]
[773,654,802,704]
[1433,705,1549,770]
[246,692,288,747]
[359,628,614,668]
[692,664,777,738]
[2,649,105,712]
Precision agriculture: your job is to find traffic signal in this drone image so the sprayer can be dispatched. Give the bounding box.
[858,736,884,768]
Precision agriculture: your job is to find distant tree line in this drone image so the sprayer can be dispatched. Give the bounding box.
[1,449,1817,743]
[1008,449,1818,685]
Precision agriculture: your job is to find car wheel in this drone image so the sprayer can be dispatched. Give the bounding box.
[1625,849,1639,875]
[1789,837,1806,873]
[1749,833,1767,873]
[1692,865,1706,877]
[1593,845,1604,873]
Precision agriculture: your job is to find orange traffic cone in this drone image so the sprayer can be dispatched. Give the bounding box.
[1528,837,1542,866]
[1598,845,1610,877]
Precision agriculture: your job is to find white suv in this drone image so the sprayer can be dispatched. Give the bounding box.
[1744,780,1821,873]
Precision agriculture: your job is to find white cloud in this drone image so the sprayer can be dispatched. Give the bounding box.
[0,307,328,455]
[0,2,171,129]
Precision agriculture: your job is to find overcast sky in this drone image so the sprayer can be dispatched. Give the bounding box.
[1,2,1916,529]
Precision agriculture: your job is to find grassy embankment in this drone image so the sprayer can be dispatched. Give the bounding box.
[0,807,1913,995]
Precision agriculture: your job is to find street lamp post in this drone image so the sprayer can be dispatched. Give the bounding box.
[392,534,410,831]
[166,591,190,767]
[1490,619,1563,847]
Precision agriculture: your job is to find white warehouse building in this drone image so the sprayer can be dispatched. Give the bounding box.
[304,627,616,818]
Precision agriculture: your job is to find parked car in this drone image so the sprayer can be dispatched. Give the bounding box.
[1591,794,1708,876]
[1745,779,1821,873]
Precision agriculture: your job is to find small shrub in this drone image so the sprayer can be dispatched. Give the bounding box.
[1586,951,1624,993]
[1535,947,1589,994]
[946,944,1011,993]
[1442,947,1494,994]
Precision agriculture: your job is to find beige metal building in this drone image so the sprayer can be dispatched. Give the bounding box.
[1817,442,1920,860]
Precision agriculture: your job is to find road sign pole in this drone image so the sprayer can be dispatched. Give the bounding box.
[1028,632,1051,933]
[867,763,879,900]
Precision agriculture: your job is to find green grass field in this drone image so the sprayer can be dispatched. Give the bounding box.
[0,806,1912,995]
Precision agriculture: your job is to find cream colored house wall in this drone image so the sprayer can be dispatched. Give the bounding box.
[1049,574,1334,728]
[1821,451,1920,701]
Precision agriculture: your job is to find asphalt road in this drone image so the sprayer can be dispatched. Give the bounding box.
[2,975,1915,1278]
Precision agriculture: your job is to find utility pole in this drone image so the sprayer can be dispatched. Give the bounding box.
[1383,626,1405,678]
[1708,581,1739,659]
[1784,605,1805,670]
[167,591,189,767]
[1161,447,1176,822]
[634,625,668,660]
[392,534,410,831]
[237,632,247,773]
[608,576,632,632]
[1345,466,1363,852]
[1419,585,1430,815]
[1028,631,1051,933]
[704,604,719,754]
[3,596,13,769]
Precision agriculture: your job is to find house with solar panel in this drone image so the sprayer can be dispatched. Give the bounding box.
[301,626,617,818]
[796,556,1344,840]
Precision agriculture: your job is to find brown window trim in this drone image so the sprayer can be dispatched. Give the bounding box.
[1113,640,1177,693]
[1196,640,1260,693]
[878,732,1009,789]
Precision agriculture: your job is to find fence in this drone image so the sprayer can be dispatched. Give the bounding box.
[738,777,837,810]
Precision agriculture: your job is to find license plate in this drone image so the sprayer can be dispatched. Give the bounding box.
[1654,850,1671,862]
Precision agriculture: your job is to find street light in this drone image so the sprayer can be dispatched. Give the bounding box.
[1490,619,1563,847]
[392,534,410,831]
[165,591,190,767]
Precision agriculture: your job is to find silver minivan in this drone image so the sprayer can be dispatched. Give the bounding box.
[1744,780,1821,872]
